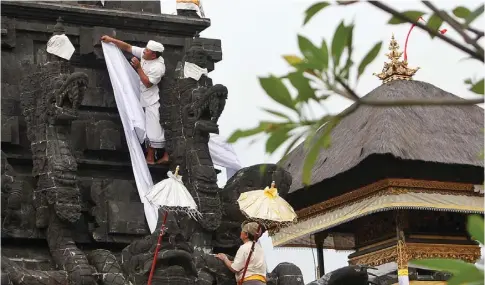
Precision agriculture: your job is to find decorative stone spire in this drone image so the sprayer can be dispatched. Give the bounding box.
[373,34,419,84]
[52,17,65,36]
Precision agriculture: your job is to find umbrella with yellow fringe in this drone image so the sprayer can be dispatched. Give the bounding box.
[236,181,297,284]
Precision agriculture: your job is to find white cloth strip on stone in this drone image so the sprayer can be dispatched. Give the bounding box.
[102,42,159,233]
[209,134,242,180]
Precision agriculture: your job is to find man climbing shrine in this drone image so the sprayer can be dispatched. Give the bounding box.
[100,36,169,165]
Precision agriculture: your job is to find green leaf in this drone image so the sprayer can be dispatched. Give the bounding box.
[302,119,340,185]
[262,108,291,120]
[259,76,295,110]
[467,215,484,243]
[388,10,426,25]
[303,2,330,25]
[287,72,315,103]
[453,6,471,19]
[331,21,351,68]
[340,23,354,80]
[465,4,484,26]
[283,55,303,67]
[465,78,473,85]
[298,35,329,70]
[410,258,476,274]
[227,122,270,143]
[266,127,291,153]
[470,79,484,95]
[427,13,444,38]
[357,42,382,79]
[320,39,329,68]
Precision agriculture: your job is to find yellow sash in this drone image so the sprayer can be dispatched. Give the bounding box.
[243,274,266,283]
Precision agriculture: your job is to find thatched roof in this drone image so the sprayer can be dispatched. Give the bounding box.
[282,80,484,194]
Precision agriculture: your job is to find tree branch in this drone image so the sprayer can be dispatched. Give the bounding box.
[422,1,484,56]
[334,76,360,101]
[368,1,484,62]
[467,26,484,38]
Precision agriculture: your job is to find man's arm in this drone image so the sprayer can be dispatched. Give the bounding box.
[101,35,132,54]
[216,252,244,274]
[134,62,153,88]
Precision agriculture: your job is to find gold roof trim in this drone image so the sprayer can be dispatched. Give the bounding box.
[374,34,419,84]
[349,243,481,267]
[271,192,484,247]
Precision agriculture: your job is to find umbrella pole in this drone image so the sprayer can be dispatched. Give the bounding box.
[239,225,262,285]
[147,210,168,285]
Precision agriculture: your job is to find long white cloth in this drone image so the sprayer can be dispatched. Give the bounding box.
[102,42,159,233]
[102,43,243,231]
[209,134,242,180]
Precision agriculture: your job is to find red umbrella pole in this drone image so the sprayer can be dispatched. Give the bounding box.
[239,224,262,285]
[147,210,168,285]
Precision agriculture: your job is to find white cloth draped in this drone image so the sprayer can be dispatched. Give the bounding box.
[209,134,242,180]
[102,42,159,233]
[102,43,243,233]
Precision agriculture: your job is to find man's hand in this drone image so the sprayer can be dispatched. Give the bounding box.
[130,57,141,69]
[100,35,113,43]
[215,253,228,261]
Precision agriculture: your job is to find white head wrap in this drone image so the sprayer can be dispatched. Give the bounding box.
[46,34,75,60]
[146,40,165,53]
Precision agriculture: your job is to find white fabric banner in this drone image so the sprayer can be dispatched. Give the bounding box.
[102,42,159,233]
[102,43,243,231]
[209,134,242,180]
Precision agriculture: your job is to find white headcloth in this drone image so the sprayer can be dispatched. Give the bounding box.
[147,40,164,53]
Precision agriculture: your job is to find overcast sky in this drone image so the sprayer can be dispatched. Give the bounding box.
[160,1,484,283]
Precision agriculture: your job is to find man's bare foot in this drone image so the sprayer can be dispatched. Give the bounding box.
[155,152,170,164]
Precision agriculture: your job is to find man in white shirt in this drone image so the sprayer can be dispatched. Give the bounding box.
[216,222,267,284]
[100,36,169,164]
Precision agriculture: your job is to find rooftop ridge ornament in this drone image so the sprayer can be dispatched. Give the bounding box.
[373,34,419,84]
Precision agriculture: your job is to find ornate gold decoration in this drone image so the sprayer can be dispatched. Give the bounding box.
[373,34,420,84]
[176,0,200,5]
[407,243,482,263]
[296,179,478,220]
[349,243,481,267]
[349,246,397,267]
[397,240,409,272]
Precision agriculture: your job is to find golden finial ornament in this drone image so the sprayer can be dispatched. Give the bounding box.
[174,165,180,176]
[373,34,419,84]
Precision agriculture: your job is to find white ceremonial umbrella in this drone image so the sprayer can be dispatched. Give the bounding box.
[144,165,200,285]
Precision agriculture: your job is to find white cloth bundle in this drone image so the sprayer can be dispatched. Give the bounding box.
[47,34,75,60]
[146,171,201,219]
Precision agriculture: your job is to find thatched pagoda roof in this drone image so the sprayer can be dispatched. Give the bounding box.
[282,79,484,194]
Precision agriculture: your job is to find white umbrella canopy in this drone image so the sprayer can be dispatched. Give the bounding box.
[237,181,297,233]
[145,165,201,219]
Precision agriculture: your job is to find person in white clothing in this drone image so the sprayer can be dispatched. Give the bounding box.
[100,35,169,165]
[216,222,267,284]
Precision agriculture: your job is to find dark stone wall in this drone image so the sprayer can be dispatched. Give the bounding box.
[1,0,220,254]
